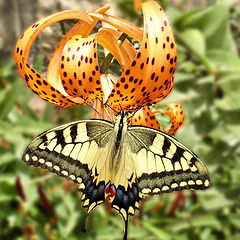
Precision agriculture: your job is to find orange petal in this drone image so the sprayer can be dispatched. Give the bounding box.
[134,0,142,11]
[96,29,125,68]
[131,106,161,130]
[89,12,143,42]
[98,28,137,69]
[101,73,117,103]
[47,5,110,94]
[163,102,184,135]
[59,35,103,104]
[153,76,174,104]
[106,1,177,113]
[14,10,93,106]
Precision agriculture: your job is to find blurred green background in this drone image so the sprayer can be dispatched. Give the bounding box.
[0,0,240,239]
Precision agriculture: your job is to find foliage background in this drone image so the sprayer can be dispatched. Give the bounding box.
[0,0,240,239]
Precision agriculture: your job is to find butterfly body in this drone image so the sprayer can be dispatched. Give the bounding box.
[23,112,210,240]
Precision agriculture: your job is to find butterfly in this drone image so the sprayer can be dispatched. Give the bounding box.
[22,111,210,240]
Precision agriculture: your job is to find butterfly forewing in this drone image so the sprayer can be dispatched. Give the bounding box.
[22,119,114,203]
[127,126,210,195]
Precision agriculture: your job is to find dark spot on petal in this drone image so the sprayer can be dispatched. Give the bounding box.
[151,73,155,80]
[129,76,134,82]
[151,58,155,65]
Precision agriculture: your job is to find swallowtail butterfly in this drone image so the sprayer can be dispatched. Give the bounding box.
[23,112,210,240]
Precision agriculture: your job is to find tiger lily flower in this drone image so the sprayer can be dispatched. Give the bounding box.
[14,0,177,115]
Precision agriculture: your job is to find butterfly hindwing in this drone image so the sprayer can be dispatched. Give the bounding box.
[127,126,210,195]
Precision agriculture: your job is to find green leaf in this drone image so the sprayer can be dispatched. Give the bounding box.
[0,80,22,120]
[142,221,172,240]
[0,153,16,166]
[175,29,215,72]
[214,92,240,111]
[169,214,221,232]
[207,49,240,73]
[174,3,236,52]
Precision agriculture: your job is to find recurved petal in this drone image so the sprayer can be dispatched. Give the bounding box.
[17,64,85,107]
[96,29,125,69]
[100,28,137,69]
[47,5,110,94]
[106,1,177,113]
[163,102,184,135]
[59,35,103,104]
[14,10,93,107]
[131,106,161,130]
[96,28,137,71]
[131,102,184,135]
[89,12,143,42]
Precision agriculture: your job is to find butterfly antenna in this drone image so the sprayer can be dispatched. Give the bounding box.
[119,103,123,113]
[101,97,119,117]
[128,107,141,126]
[105,108,114,122]
[103,102,115,122]
[91,104,102,119]
[95,97,115,121]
